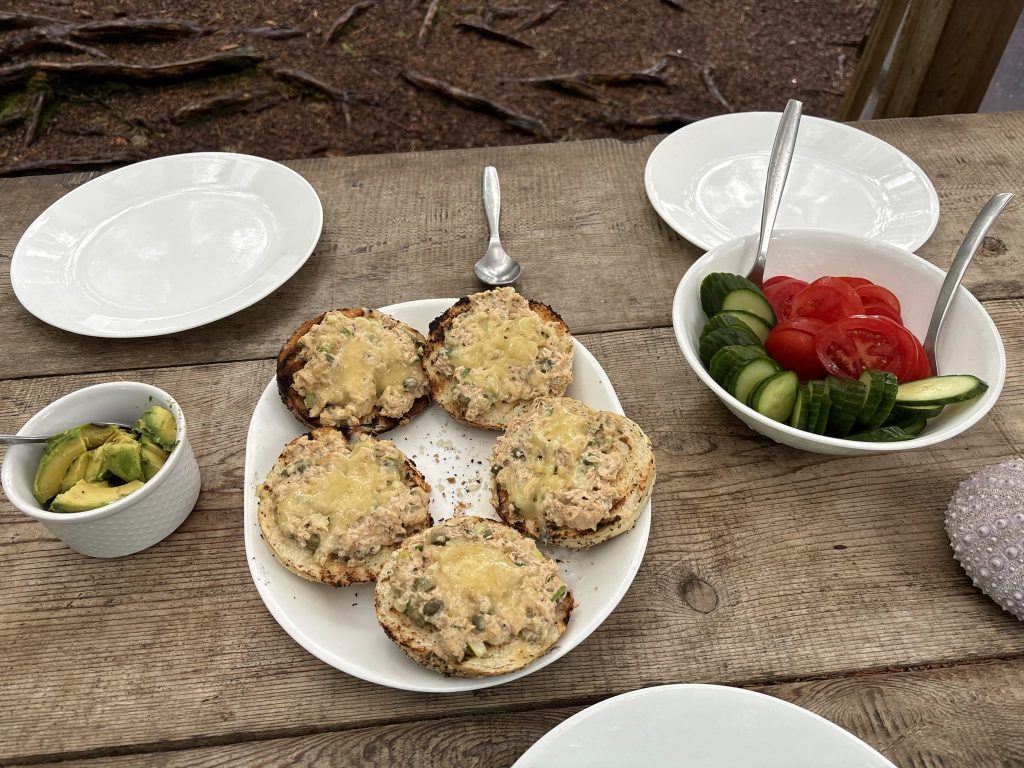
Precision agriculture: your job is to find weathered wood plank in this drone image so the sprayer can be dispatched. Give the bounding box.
[2,303,1022,760]
[0,113,1021,379]
[11,661,1024,768]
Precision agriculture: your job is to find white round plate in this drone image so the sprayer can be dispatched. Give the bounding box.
[11,152,323,338]
[242,298,652,692]
[644,112,940,252]
[513,684,897,768]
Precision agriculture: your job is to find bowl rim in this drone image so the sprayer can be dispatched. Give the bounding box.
[1,381,189,522]
[671,228,1006,453]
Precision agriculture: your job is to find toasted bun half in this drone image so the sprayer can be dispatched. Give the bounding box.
[375,515,573,677]
[277,307,430,434]
[258,429,432,586]
[491,397,655,549]
[423,288,573,430]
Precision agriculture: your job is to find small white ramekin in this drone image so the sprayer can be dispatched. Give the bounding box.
[1,382,201,557]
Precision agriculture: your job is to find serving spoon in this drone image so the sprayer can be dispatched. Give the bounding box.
[474,166,523,286]
[924,191,1014,374]
[746,99,802,284]
[0,422,132,446]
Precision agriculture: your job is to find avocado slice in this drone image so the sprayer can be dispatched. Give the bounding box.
[33,433,88,505]
[133,406,177,452]
[103,428,137,446]
[60,452,91,493]
[139,441,168,481]
[77,423,120,449]
[83,442,143,484]
[50,479,145,513]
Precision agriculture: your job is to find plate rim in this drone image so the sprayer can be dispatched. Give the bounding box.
[242,297,652,692]
[10,151,324,338]
[643,111,940,252]
[512,683,898,767]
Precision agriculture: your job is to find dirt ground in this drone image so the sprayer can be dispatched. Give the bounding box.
[0,1,878,176]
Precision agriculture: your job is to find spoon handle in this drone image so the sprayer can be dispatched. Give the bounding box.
[924,192,1014,374]
[0,435,49,445]
[749,99,802,284]
[482,166,501,242]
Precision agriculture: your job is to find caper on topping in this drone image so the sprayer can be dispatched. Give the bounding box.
[306,534,320,551]
[471,613,486,630]
[423,598,443,616]
[430,533,449,546]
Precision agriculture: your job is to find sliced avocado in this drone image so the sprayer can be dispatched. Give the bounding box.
[133,406,177,452]
[78,423,120,449]
[139,440,168,481]
[33,433,89,504]
[84,442,143,483]
[103,428,137,446]
[60,452,91,493]
[50,479,145,513]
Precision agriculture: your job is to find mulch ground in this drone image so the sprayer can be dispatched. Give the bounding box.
[0,1,878,176]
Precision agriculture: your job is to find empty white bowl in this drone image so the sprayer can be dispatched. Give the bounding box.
[1,382,201,556]
[671,229,1005,455]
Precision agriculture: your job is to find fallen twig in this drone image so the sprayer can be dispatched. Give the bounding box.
[0,49,265,89]
[603,111,698,130]
[70,18,205,41]
[170,88,280,124]
[240,26,305,39]
[513,2,561,32]
[505,74,616,104]
[418,0,440,45]
[700,65,734,112]
[323,1,376,45]
[271,66,353,128]
[0,11,64,31]
[454,20,534,49]
[659,0,687,10]
[0,152,142,178]
[456,3,527,19]
[402,69,551,139]
[22,88,49,147]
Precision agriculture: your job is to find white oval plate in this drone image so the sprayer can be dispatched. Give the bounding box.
[242,298,652,692]
[645,112,940,252]
[513,684,896,767]
[11,152,323,338]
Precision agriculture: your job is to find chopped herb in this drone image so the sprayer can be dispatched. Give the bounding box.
[460,367,471,379]
[551,586,566,602]
[340,327,354,336]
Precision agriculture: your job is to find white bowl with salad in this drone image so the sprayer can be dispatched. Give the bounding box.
[671,229,1004,455]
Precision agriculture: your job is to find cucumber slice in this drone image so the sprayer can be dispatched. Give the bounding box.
[889,403,944,420]
[894,375,989,406]
[789,384,810,430]
[728,357,782,404]
[856,369,884,426]
[846,426,917,442]
[708,345,765,386]
[721,288,776,326]
[700,272,761,316]
[826,376,868,437]
[750,370,799,422]
[806,380,831,435]
[700,313,752,340]
[860,369,899,429]
[882,414,928,435]
[721,309,773,342]
[698,326,761,366]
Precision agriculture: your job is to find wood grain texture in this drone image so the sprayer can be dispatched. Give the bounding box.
[12,661,1024,768]
[0,112,1022,379]
[2,305,1023,761]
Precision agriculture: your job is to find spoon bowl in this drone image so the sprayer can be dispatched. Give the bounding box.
[474,166,523,286]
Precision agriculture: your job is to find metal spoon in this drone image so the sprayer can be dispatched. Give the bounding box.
[474,166,522,286]
[924,192,1014,374]
[0,422,131,446]
[747,99,802,284]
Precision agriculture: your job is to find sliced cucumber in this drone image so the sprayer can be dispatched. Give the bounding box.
[889,403,944,420]
[750,371,799,422]
[882,414,928,435]
[860,369,899,429]
[856,369,884,426]
[826,376,868,437]
[789,384,810,430]
[708,345,765,386]
[894,375,989,406]
[699,272,761,317]
[806,380,831,435]
[846,426,917,442]
[698,326,761,366]
[720,288,776,326]
[727,357,782,404]
[700,313,752,340]
[720,309,773,343]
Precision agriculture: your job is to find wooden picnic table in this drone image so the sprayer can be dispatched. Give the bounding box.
[1,110,1023,767]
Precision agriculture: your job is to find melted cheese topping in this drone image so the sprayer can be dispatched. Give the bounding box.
[450,314,553,394]
[428,539,525,611]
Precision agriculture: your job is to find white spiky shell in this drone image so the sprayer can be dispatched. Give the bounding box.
[945,458,1024,621]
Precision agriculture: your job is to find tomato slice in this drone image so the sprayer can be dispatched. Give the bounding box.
[791,277,865,324]
[814,315,913,379]
[838,276,872,288]
[855,284,901,315]
[762,275,797,288]
[765,317,826,381]
[860,300,903,325]
[762,278,808,321]
[899,327,931,382]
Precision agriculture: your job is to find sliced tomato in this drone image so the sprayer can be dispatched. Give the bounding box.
[814,315,914,380]
[860,300,903,325]
[899,327,931,382]
[762,275,797,288]
[855,284,901,315]
[838,276,872,288]
[765,317,826,381]
[791,277,865,324]
[762,278,808,321]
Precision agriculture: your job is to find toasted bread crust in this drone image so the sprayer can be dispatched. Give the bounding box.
[277,307,429,434]
[258,430,432,586]
[424,290,573,430]
[375,516,573,677]
[491,399,655,549]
